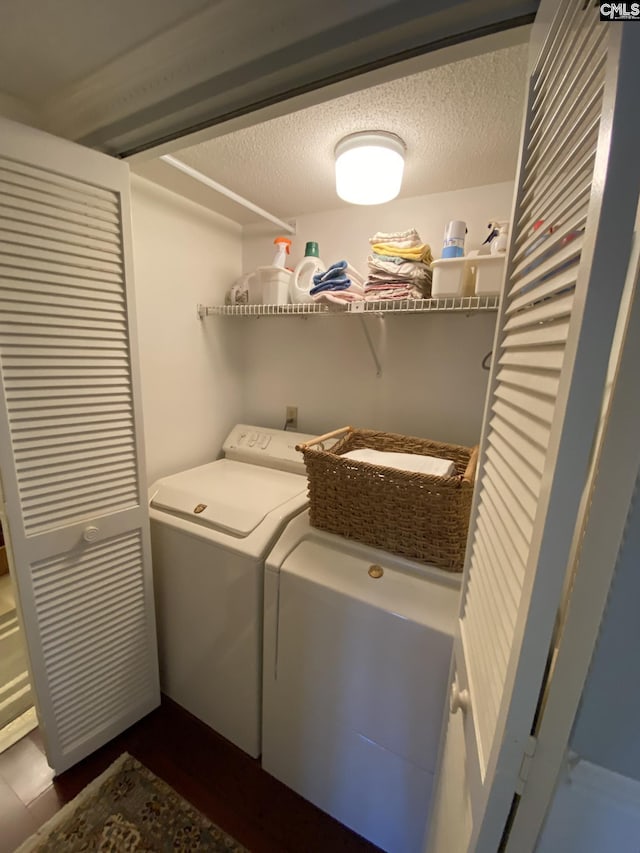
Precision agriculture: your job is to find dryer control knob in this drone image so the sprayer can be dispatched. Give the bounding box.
[82,525,100,543]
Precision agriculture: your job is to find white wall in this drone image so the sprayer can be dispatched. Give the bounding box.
[536,761,640,853]
[130,175,244,484]
[0,91,41,127]
[569,482,640,781]
[239,181,513,444]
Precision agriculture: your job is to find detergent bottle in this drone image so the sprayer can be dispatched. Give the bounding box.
[291,241,324,304]
[273,236,292,268]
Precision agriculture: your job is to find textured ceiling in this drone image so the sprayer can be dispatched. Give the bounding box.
[162,43,528,222]
[0,0,212,103]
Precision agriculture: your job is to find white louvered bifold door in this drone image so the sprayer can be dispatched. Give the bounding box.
[426,7,640,853]
[0,118,159,774]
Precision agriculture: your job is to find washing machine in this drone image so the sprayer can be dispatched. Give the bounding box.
[262,511,461,853]
[149,423,315,758]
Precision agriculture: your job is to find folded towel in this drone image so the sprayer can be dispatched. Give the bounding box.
[369,228,422,247]
[368,255,432,280]
[312,289,364,305]
[312,260,348,285]
[343,448,456,477]
[310,276,351,293]
[371,242,434,264]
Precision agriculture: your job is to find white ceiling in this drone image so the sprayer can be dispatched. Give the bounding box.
[0,0,212,104]
[136,42,528,223]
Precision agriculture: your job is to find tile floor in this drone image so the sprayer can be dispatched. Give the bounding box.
[0,575,15,618]
[0,729,55,853]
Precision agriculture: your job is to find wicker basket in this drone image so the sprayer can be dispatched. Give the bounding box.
[297,426,478,572]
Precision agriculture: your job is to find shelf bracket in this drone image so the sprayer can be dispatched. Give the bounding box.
[358,315,382,377]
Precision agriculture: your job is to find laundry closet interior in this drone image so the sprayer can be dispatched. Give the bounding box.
[130,30,527,853]
[2,3,636,852]
[130,31,525,486]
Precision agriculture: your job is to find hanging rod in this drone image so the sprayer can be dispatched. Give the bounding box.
[160,154,295,235]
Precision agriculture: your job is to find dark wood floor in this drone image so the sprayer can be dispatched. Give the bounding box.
[0,697,382,852]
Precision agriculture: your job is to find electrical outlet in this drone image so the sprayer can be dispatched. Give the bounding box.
[285,406,298,430]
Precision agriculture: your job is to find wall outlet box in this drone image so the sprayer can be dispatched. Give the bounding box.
[285,406,298,430]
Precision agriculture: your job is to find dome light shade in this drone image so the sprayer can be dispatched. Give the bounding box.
[335,131,406,205]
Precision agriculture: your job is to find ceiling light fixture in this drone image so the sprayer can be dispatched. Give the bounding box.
[334,131,406,205]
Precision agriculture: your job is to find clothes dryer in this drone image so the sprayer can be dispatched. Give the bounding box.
[263,511,460,852]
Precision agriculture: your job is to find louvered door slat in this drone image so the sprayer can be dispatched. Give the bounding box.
[531,26,605,153]
[17,444,135,469]
[14,421,131,440]
[491,398,550,449]
[0,124,158,774]
[0,211,121,250]
[460,593,501,731]
[508,236,583,296]
[21,467,136,499]
[41,575,143,627]
[508,268,578,314]
[0,158,117,205]
[531,16,603,135]
[529,62,604,183]
[13,411,132,431]
[474,511,522,606]
[521,118,599,208]
[497,344,565,371]
[529,39,606,172]
[0,270,125,295]
[479,478,530,565]
[483,453,535,537]
[0,167,119,214]
[533,0,578,93]
[0,240,123,275]
[0,191,121,234]
[0,218,122,257]
[486,431,541,498]
[516,147,595,245]
[0,254,122,282]
[511,212,586,276]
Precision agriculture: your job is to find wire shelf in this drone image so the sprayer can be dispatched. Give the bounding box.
[198,296,499,318]
[347,296,500,314]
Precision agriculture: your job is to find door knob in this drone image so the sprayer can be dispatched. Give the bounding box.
[82,525,100,543]
[450,682,470,714]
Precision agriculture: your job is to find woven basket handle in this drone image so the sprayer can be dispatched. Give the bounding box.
[463,446,479,484]
[296,425,353,451]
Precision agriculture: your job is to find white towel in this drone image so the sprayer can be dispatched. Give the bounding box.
[343,448,456,477]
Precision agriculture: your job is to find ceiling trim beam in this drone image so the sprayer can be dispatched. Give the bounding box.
[39,0,537,156]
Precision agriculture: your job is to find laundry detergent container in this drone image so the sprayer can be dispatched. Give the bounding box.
[257,266,291,305]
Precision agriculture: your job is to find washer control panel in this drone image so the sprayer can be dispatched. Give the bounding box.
[223,424,316,474]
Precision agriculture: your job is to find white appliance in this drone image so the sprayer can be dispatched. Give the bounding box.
[148,423,314,758]
[262,512,460,853]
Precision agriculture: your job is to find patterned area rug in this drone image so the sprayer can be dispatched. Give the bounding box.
[17,753,249,852]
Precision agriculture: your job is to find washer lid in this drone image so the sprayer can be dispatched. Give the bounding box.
[150,459,307,537]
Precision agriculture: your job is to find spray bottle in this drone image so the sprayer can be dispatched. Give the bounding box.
[487,220,509,254]
[272,236,292,268]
